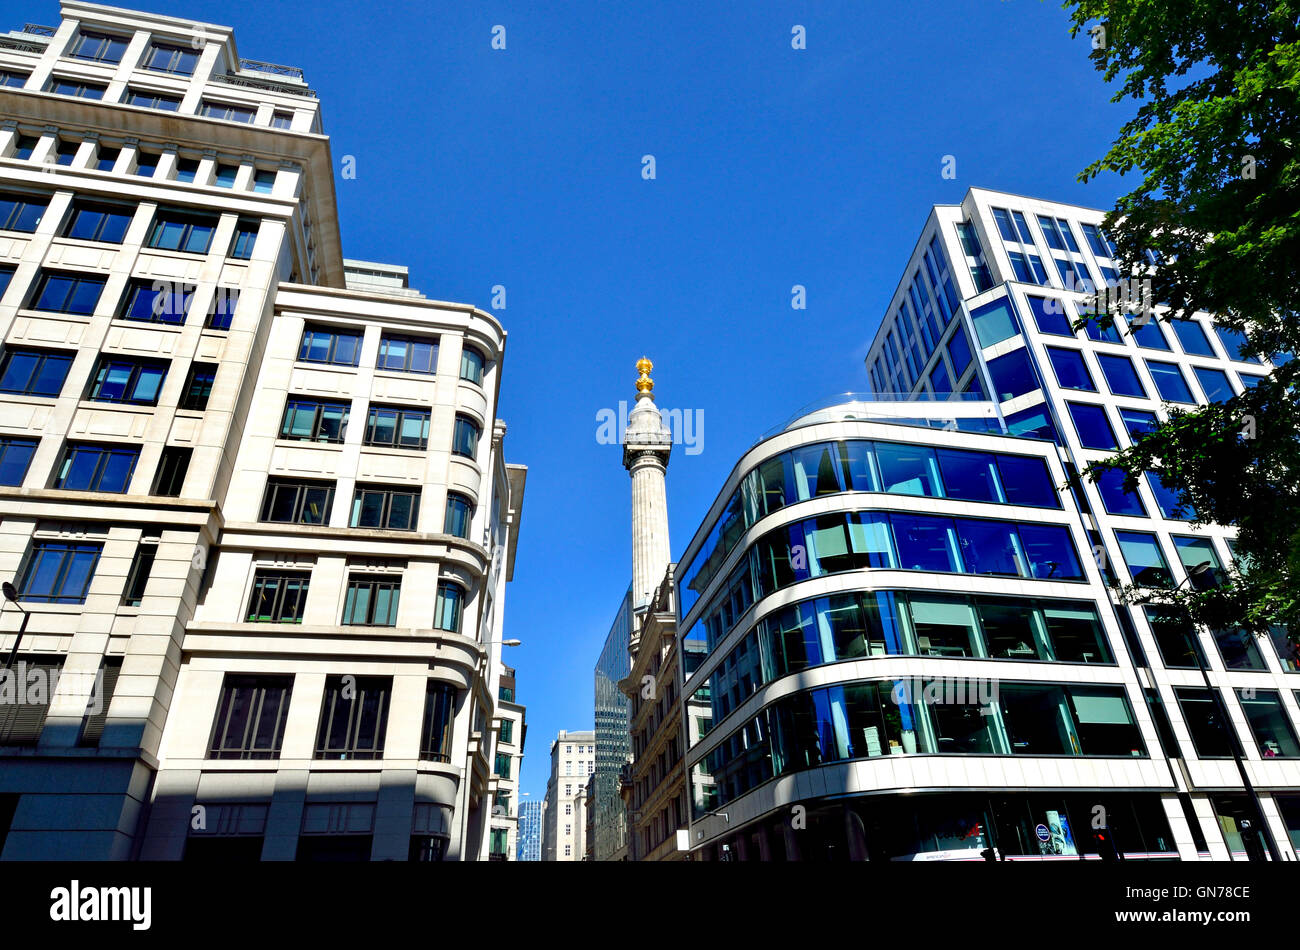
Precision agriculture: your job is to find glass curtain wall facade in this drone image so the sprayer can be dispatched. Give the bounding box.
[677,188,1299,862]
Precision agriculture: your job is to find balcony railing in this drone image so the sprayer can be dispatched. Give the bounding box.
[239,58,305,80]
[22,23,56,36]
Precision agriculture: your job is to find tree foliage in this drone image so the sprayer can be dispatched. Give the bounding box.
[1065,0,1300,633]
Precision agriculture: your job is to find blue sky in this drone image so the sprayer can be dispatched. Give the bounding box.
[21,0,1135,803]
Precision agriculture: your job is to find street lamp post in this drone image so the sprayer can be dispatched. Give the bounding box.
[1177,562,1284,862]
[1,581,30,673]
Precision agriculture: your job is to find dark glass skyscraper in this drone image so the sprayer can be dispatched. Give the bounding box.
[593,587,633,860]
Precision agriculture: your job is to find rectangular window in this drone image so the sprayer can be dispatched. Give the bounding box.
[133,151,159,177]
[420,683,456,761]
[0,70,28,88]
[246,570,310,622]
[1237,690,1300,757]
[120,278,192,324]
[1128,315,1170,350]
[200,101,256,123]
[1147,471,1194,520]
[11,135,38,161]
[0,348,73,396]
[0,437,37,486]
[350,485,421,531]
[1214,628,1268,671]
[1037,215,1066,251]
[1175,687,1241,758]
[363,405,430,451]
[280,398,350,443]
[174,158,199,183]
[207,674,294,759]
[298,326,362,366]
[147,211,218,254]
[315,675,391,759]
[452,415,481,458]
[180,363,217,411]
[87,357,168,405]
[444,492,473,538]
[1081,223,1115,258]
[0,193,49,232]
[434,581,463,632]
[874,442,941,496]
[124,89,181,111]
[142,43,198,75]
[69,30,128,63]
[1213,325,1261,364]
[15,541,101,603]
[1116,530,1174,587]
[78,657,122,747]
[1113,408,1157,442]
[994,454,1059,507]
[0,655,62,744]
[152,446,191,497]
[1172,535,1224,587]
[229,219,259,259]
[252,169,276,194]
[1045,347,1096,391]
[1094,353,1147,398]
[214,164,238,188]
[121,538,156,607]
[1192,366,1235,403]
[54,443,139,493]
[342,575,401,626]
[377,334,438,374]
[63,200,133,243]
[500,719,514,743]
[946,327,972,378]
[206,288,240,330]
[46,77,105,99]
[986,347,1038,400]
[52,139,79,167]
[460,346,486,384]
[1066,402,1118,450]
[1096,468,1147,517]
[271,112,294,130]
[1146,360,1196,403]
[1027,296,1073,336]
[259,478,335,525]
[969,298,1021,348]
[1170,319,1217,357]
[30,270,106,315]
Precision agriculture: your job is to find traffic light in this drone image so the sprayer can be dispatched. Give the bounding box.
[1093,830,1121,862]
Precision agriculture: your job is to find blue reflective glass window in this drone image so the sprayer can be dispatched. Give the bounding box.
[0,349,73,396]
[1011,211,1035,244]
[1008,251,1032,283]
[993,208,1017,241]
[1146,471,1195,520]
[1017,523,1084,580]
[0,437,37,486]
[953,518,1023,576]
[970,298,1021,348]
[874,442,941,496]
[890,514,960,573]
[1127,315,1170,350]
[1192,366,1234,403]
[1170,319,1216,357]
[1037,216,1065,251]
[1212,325,1261,363]
[1003,405,1059,442]
[946,327,972,378]
[936,449,1001,503]
[1094,353,1147,398]
[1096,468,1147,516]
[789,442,846,500]
[1046,347,1095,391]
[1082,223,1114,258]
[1082,314,1122,344]
[1066,402,1118,449]
[55,444,139,492]
[1237,373,1267,389]
[16,541,101,603]
[929,359,951,395]
[995,454,1058,507]
[1054,256,1092,292]
[1119,409,1159,442]
[32,271,106,315]
[1146,360,1196,403]
[987,348,1038,401]
[840,441,878,492]
[1116,530,1174,587]
[1027,296,1073,336]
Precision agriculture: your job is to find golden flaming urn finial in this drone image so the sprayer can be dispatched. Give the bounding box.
[635,356,654,394]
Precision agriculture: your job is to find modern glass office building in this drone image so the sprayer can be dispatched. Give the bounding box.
[677,189,1300,861]
[593,586,633,860]
[517,800,542,861]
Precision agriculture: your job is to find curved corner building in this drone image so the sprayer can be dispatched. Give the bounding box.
[679,189,1300,862]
